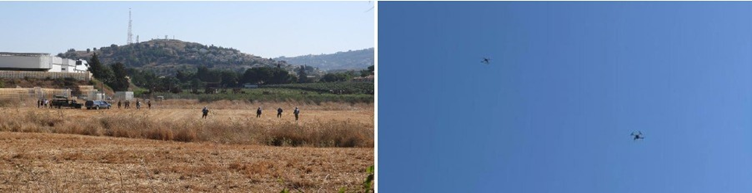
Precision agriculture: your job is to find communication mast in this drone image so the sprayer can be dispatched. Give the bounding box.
[127,8,133,45]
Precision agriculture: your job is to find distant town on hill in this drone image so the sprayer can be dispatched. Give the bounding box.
[275,48,374,71]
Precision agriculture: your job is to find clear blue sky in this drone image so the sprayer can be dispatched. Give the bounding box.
[0,1,373,58]
[380,2,752,192]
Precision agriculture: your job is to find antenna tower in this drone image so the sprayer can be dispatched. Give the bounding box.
[127,8,133,44]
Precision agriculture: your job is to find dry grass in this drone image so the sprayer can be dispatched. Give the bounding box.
[0,99,374,148]
[154,99,372,111]
[0,132,373,192]
[0,99,374,192]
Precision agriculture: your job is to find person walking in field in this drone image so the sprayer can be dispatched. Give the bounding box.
[202,106,209,119]
[256,107,262,118]
[117,100,122,109]
[136,100,141,109]
[37,99,41,108]
[294,107,300,121]
[147,100,152,109]
[125,100,130,109]
[277,107,283,118]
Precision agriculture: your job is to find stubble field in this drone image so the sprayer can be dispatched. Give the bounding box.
[0,99,374,192]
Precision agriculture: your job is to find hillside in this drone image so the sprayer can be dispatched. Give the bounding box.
[275,48,374,71]
[59,39,296,76]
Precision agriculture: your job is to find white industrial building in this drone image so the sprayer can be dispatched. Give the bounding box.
[0,52,88,73]
[114,91,134,101]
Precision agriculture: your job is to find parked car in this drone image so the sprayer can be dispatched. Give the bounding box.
[85,100,111,110]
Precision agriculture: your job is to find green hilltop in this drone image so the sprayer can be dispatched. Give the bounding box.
[59,39,293,76]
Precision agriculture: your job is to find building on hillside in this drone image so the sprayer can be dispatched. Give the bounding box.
[0,52,89,73]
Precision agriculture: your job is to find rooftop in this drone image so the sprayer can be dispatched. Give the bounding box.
[0,52,51,57]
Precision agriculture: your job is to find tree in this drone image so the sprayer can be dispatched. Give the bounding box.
[242,68,259,84]
[322,73,352,82]
[176,70,190,82]
[197,66,210,82]
[241,67,293,85]
[220,70,239,87]
[357,65,375,77]
[321,73,338,82]
[110,63,129,91]
[86,48,91,53]
[243,67,274,84]
[360,69,370,77]
[88,53,108,80]
[158,77,179,92]
[270,68,294,84]
[100,67,116,87]
[297,65,309,83]
[190,79,204,93]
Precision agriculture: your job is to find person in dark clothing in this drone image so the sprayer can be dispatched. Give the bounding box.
[293,107,300,121]
[117,100,122,109]
[277,107,283,118]
[136,100,141,109]
[202,107,209,119]
[37,99,41,108]
[256,107,262,118]
[147,100,152,109]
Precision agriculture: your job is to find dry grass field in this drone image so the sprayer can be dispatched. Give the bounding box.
[0,99,374,192]
[1,99,374,147]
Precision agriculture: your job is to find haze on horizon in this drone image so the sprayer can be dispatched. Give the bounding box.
[0,1,374,58]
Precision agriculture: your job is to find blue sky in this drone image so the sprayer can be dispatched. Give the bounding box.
[0,1,373,58]
[379,2,752,192]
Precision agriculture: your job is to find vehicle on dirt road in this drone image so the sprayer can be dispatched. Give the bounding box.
[51,95,83,109]
[85,100,111,110]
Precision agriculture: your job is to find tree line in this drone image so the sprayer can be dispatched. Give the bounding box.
[88,53,129,91]
[88,54,373,94]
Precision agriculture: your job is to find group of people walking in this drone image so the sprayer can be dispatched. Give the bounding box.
[37,99,50,108]
[202,106,300,121]
[117,99,152,109]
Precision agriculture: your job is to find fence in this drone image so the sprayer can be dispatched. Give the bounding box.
[0,70,91,81]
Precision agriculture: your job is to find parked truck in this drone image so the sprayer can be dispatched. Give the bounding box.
[51,95,82,109]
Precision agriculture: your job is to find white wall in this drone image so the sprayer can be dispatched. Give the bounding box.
[49,62,62,72]
[115,91,134,100]
[49,57,80,72]
[0,55,51,69]
[0,54,88,73]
